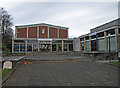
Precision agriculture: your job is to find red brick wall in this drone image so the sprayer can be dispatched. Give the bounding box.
[49,27,58,38]
[28,27,37,38]
[17,28,27,38]
[39,26,48,38]
[59,29,68,38]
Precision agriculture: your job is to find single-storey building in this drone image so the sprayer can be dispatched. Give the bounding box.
[75,18,120,53]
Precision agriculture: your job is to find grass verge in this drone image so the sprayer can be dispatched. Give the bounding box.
[110,62,120,66]
[2,69,12,79]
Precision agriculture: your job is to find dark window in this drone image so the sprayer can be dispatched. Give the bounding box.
[98,32,104,37]
[107,29,115,35]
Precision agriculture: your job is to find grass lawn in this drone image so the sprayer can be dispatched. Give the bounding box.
[2,69,12,79]
[110,62,120,65]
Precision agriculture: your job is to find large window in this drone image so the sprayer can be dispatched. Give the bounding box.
[107,36,116,51]
[85,41,90,51]
[81,42,84,51]
[98,39,105,51]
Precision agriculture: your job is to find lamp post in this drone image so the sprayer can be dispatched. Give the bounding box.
[108,33,111,63]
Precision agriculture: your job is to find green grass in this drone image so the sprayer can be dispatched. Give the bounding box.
[2,69,12,79]
[110,62,120,65]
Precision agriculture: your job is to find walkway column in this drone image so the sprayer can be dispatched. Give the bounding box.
[12,39,14,53]
[115,28,119,52]
[67,43,69,51]
[50,41,52,52]
[37,26,39,38]
[62,40,64,52]
[89,36,92,52]
[25,40,27,52]
[104,31,108,52]
[84,37,86,52]
[56,44,58,51]
[27,27,28,38]
[38,41,40,52]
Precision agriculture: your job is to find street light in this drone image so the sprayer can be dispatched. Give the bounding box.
[108,33,111,63]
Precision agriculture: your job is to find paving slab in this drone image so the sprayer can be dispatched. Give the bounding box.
[3,61,118,86]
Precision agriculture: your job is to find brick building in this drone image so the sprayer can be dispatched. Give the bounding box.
[12,23,74,53]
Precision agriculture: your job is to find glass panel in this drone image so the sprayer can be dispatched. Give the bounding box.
[20,44,25,52]
[14,44,19,52]
[81,42,84,51]
[64,44,68,51]
[98,39,105,51]
[85,41,90,51]
[107,36,116,51]
[58,44,62,51]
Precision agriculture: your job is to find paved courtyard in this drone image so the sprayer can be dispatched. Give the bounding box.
[3,58,118,86]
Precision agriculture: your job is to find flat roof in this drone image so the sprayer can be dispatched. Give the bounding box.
[15,23,69,29]
[90,18,120,33]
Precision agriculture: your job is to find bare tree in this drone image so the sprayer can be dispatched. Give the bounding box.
[0,7,13,52]
[0,7,13,35]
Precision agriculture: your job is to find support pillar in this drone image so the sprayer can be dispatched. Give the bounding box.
[80,39,82,51]
[25,40,27,52]
[67,44,69,51]
[89,36,92,52]
[115,28,119,52]
[37,26,39,38]
[84,37,86,52]
[32,44,33,52]
[38,41,40,52]
[104,31,108,52]
[56,44,58,51]
[27,27,28,38]
[62,40,64,52]
[50,41,52,52]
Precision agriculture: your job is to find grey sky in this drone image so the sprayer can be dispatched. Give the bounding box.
[0,1,119,38]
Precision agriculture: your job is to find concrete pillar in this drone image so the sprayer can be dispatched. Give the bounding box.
[73,40,75,51]
[50,41,52,52]
[89,36,92,52]
[84,37,86,52]
[67,43,69,51]
[48,26,49,38]
[56,44,58,51]
[115,28,119,52]
[12,39,14,53]
[104,31,108,52]
[25,40,27,52]
[32,44,33,52]
[62,40,64,52]
[57,28,59,38]
[37,26,39,38]
[27,27,28,38]
[38,41,40,52]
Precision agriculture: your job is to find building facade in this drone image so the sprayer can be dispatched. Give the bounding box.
[75,18,120,53]
[12,23,74,53]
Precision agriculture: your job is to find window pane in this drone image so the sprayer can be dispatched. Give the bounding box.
[98,39,105,51]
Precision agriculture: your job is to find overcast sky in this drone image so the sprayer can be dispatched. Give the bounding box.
[0,1,119,38]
